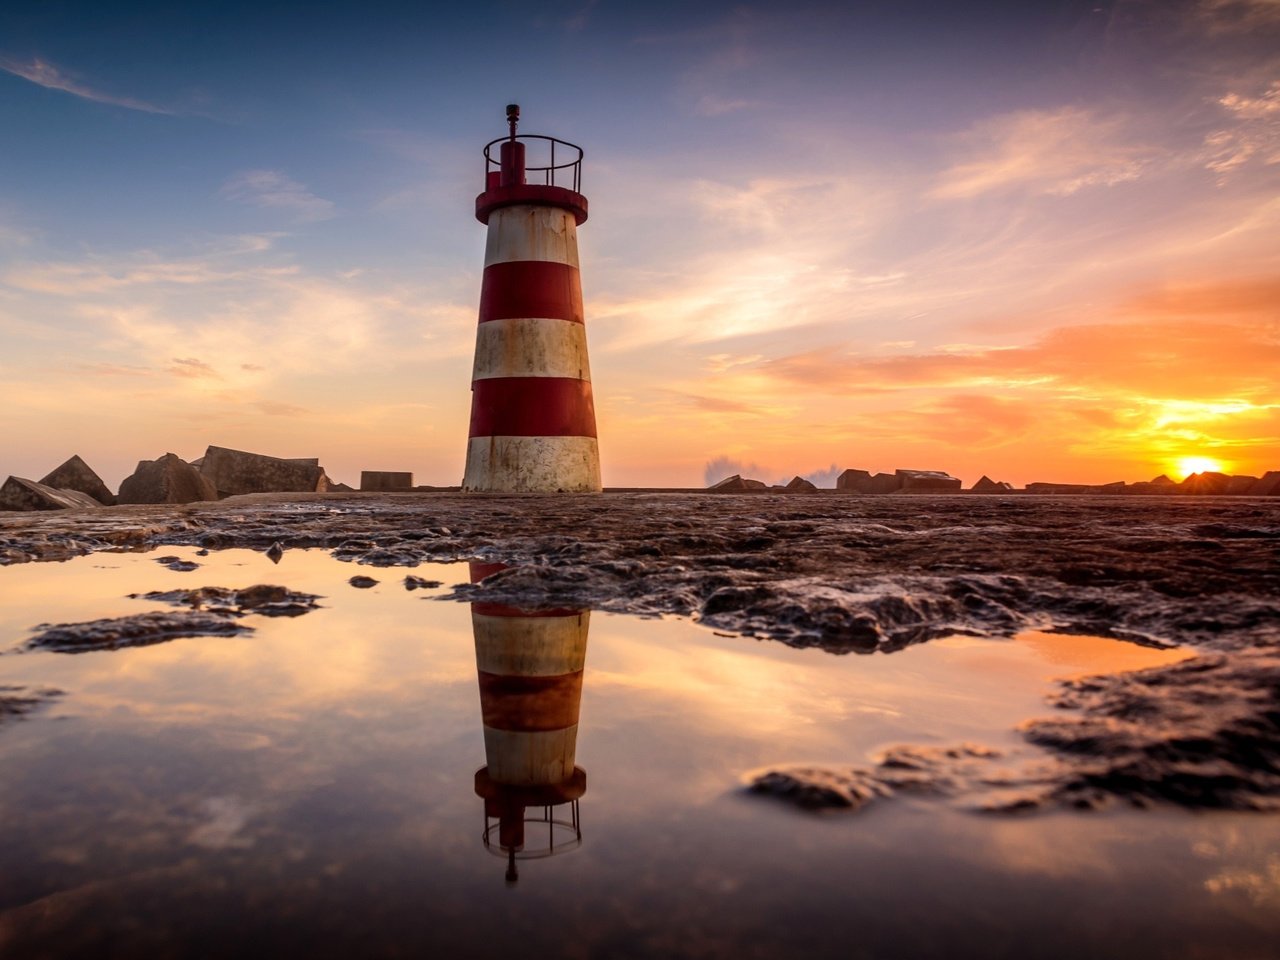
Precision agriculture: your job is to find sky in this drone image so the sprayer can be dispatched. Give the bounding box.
[1,0,1277,490]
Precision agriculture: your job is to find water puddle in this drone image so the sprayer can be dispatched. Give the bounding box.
[0,547,1274,959]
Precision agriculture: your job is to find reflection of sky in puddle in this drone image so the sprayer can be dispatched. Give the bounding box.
[0,547,1275,958]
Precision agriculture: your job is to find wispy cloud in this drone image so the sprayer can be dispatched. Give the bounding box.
[0,56,170,114]
[931,107,1148,200]
[168,357,220,379]
[221,170,335,222]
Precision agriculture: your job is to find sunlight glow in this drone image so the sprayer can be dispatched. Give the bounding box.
[1175,456,1225,479]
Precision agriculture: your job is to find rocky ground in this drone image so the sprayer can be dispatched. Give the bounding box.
[2,491,1277,812]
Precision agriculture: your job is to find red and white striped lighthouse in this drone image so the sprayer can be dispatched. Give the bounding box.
[469,562,588,882]
[463,105,601,493]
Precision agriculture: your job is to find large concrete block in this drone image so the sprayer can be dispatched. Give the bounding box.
[896,469,962,492]
[360,471,414,492]
[199,445,326,497]
[40,454,116,505]
[707,474,767,492]
[118,454,219,504]
[836,469,872,491]
[0,476,103,511]
[784,475,818,493]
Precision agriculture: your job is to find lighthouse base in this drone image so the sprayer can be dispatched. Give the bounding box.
[463,437,601,493]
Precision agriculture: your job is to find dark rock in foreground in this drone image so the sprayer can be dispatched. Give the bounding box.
[1023,647,1280,811]
[25,611,252,652]
[0,477,102,512]
[39,455,116,505]
[118,453,218,505]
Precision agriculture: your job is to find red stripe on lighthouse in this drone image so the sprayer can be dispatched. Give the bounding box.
[469,378,597,438]
[479,261,583,324]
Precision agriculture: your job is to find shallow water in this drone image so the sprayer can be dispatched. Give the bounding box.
[0,547,1275,959]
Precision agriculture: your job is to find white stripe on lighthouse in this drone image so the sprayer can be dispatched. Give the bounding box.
[484,205,580,268]
[483,726,580,785]
[472,318,592,381]
[473,612,590,676]
[464,437,601,493]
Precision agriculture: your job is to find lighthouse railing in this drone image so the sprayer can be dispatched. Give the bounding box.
[483,135,583,193]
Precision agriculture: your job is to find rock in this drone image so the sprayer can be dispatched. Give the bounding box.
[784,476,817,493]
[135,584,322,618]
[970,475,1014,493]
[404,575,443,590]
[1181,471,1231,495]
[836,469,872,491]
[360,471,414,492]
[198,445,328,497]
[349,575,379,588]
[1226,475,1260,495]
[746,766,890,811]
[0,477,103,512]
[328,482,356,493]
[836,470,902,493]
[265,541,284,564]
[1150,474,1176,486]
[1250,471,1280,496]
[118,454,218,505]
[25,611,252,653]
[707,474,768,492]
[39,455,116,505]
[896,469,962,492]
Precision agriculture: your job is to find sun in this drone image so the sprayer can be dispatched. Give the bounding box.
[1174,456,1225,479]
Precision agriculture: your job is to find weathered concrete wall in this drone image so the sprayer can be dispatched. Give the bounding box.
[199,445,326,497]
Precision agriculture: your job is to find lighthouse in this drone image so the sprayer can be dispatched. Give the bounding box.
[469,562,588,882]
[463,105,602,493]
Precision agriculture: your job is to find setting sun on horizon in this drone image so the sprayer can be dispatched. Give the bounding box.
[1173,456,1228,480]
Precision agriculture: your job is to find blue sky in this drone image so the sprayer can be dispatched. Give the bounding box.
[2,0,1277,488]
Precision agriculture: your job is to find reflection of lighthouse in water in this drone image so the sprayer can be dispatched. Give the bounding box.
[470,562,588,882]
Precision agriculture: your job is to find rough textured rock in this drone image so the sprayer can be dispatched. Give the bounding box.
[39,455,116,505]
[971,475,1014,493]
[747,767,890,810]
[118,454,218,505]
[199,445,327,497]
[24,611,252,652]
[0,477,102,512]
[134,584,323,618]
[360,471,414,492]
[1226,475,1261,495]
[1023,647,1280,811]
[708,474,768,492]
[784,476,818,493]
[836,469,872,491]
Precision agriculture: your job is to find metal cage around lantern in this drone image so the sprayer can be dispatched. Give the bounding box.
[481,800,583,860]
[483,134,583,193]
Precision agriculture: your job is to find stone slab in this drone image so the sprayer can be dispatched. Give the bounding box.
[39,455,116,506]
[0,476,103,511]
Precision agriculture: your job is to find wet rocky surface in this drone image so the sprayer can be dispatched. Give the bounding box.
[23,612,253,653]
[133,584,324,618]
[1,491,1277,811]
